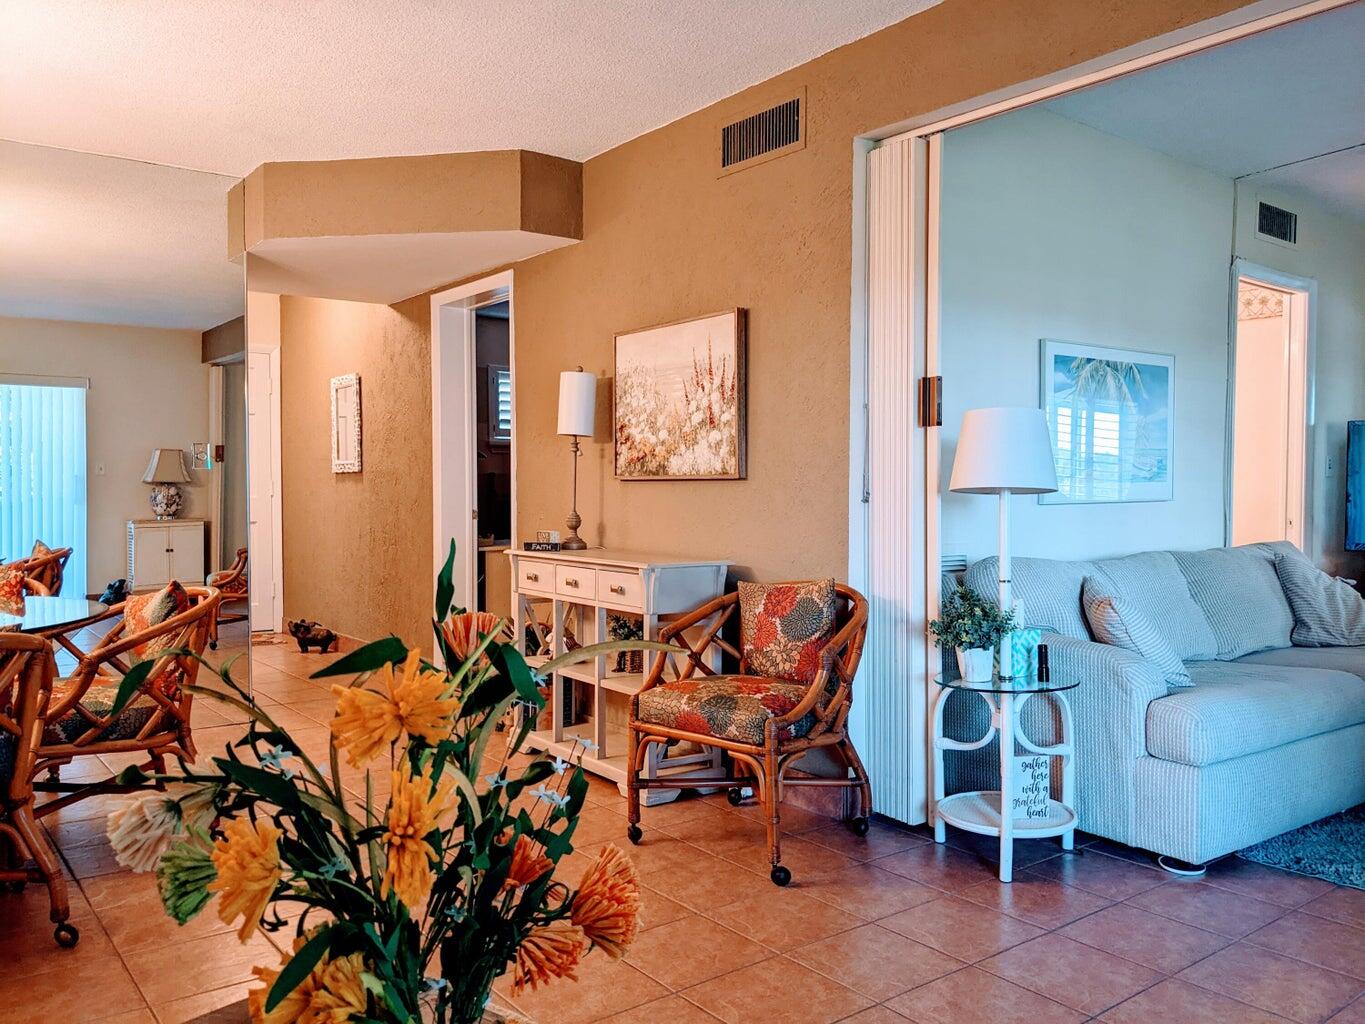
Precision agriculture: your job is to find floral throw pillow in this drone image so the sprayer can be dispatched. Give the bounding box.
[30,539,52,561]
[0,564,25,617]
[124,581,191,661]
[738,579,838,684]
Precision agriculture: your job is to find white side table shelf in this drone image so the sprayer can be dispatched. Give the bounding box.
[931,672,1078,882]
[507,548,730,804]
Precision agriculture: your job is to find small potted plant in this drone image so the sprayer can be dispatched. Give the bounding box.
[929,587,1015,683]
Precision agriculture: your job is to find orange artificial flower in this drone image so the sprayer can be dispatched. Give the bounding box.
[248,933,368,1024]
[570,844,641,958]
[512,923,585,994]
[441,611,506,666]
[381,764,458,909]
[208,817,282,942]
[330,649,457,766]
[502,833,553,892]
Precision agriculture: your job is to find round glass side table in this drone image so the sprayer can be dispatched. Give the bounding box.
[931,672,1079,882]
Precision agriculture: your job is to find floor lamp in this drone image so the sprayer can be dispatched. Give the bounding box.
[948,407,1058,617]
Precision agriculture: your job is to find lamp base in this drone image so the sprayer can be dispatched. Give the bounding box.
[149,483,183,520]
[563,509,587,550]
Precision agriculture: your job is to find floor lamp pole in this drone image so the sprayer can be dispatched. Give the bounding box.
[998,487,1012,616]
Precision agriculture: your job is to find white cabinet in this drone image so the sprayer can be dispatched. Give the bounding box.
[507,548,730,802]
[127,519,206,591]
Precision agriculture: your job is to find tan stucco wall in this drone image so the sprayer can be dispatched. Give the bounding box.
[274,0,1256,644]
[278,294,433,648]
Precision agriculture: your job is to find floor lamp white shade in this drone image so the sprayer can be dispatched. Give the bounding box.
[949,407,1058,614]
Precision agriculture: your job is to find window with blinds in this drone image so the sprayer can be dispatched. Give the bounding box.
[488,365,512,443]
[0,378,88,595]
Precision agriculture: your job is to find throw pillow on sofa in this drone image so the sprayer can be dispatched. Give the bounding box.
[1273,552,1365,647]
[1170,545,1295,659]
[1081,576,1192,688]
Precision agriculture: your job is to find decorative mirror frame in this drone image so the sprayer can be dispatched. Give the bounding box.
[330,373,362,473]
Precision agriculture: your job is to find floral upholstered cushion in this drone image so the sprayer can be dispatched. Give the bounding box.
[636,675,814,745]
[30,539,52,561]
[0,564,24,616]
[43,677,160,745]
[125,581,191,658]
[738,579,838,683]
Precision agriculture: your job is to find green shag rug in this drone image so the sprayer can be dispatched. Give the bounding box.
[1238,804,1364,889]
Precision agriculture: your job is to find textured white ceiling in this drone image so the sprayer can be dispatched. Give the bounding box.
[0,0,943,177]
[0,142,242,329]
[1044,3,1365,219]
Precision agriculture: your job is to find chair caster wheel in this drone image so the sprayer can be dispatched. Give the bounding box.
[770,865,791,887]
[627,824,642,845]
[848,816,870,837]
[209,641,218,651]
[53,922,79,948]
[726,787,746,806]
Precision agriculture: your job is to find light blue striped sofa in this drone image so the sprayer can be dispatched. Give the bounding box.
[951,541,1365,866]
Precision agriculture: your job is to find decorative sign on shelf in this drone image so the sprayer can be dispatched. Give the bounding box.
[1012,755,1051,821]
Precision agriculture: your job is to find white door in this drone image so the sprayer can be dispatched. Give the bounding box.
[432,303,479,609]
[247,354,277,631]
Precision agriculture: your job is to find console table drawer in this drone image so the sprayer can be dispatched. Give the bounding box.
[518,562,555,595]
[599,570,643,609]
[555,565,596,600]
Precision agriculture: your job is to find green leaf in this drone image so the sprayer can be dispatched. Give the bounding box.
[114,764,151,787]
[488,644,544,705]
[266,924,333,1012]
[309,636,409,678]
[107,658,157,717]
[435,539,457,623]
[540,639,677,674]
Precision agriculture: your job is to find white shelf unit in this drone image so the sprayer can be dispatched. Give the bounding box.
[507,548,730,802]
[127,518,206,592]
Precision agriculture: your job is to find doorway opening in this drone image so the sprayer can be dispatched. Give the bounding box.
[431,271,516,616]
[1229,266,1312,549]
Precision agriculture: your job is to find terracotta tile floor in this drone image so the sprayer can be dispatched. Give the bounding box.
[2,625,1362,1023]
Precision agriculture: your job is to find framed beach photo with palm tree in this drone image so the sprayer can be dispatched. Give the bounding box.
[1040,339,1174,504]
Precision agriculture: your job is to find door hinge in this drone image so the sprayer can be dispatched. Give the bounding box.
[918,376,943,428]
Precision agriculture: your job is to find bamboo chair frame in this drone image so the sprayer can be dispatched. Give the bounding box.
[32,585,220,816]
[627,584,871,886]
[14,547,73,597]
[0,633,77,946]
[206,547,249,649]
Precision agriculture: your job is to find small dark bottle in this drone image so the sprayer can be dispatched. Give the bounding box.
[1037,644,1050,683]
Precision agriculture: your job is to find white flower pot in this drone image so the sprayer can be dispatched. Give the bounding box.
[956,647,995,683]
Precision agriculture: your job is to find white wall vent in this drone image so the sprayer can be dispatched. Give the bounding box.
[1256,200,1298,247]
[718,90,805,176]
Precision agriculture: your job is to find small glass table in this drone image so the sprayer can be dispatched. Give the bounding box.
[932,672,1079,882]
[0,595,108,635]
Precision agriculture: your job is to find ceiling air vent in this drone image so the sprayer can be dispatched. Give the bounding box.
[719,90,805,176]
[1257,201,1298,246]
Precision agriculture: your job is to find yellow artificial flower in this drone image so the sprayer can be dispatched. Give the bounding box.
[248,933,368,1024]
[381,764,458,909]
[330,649,457,766]
[208,817,283,941]
[502,833,553,893]
[441,610,506,666]
[512,923,585,994]
[570,844,641,958]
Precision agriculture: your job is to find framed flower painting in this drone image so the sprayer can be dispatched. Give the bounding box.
[614,309,747,480]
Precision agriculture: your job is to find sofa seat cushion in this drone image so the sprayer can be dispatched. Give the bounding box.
[1171,543,1296,659]
[636,675,813,745]
[1236,646,1365,681]
[1146,661,1365,766]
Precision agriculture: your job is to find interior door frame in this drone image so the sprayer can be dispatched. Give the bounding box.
[853,0,1347,825]
[430,270,515,613]
[1226,259,1317,552]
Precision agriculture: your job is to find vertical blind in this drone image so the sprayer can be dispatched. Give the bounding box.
[0,381,88,595]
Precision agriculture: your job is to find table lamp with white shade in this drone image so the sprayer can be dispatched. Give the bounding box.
[142,447,191,520]
[557,368,596,551]
[948,407,1058,616]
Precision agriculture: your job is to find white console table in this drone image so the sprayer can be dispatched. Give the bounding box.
[507,548,730,802]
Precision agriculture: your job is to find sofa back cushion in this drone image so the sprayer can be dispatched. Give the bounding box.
[1082,576,1192,688]
[1171,543,1295,659]
[738,579,838,684]
[965,556,1094,639]
[1273,552,1365,647]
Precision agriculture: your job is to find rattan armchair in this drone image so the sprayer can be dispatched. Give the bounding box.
[16,546,72,597]
[33,586,220,815]
[0,633,77,946]
[627,583,871,886]
[206,547,249,649]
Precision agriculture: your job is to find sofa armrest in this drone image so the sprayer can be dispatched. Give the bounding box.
[1044,633,1167,761]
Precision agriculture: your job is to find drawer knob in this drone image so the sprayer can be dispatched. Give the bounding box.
[565,578,579,587]
[527,572,539,582]
[609,585,626,595]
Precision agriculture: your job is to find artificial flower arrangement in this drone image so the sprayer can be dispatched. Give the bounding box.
[104,545,667,1024]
